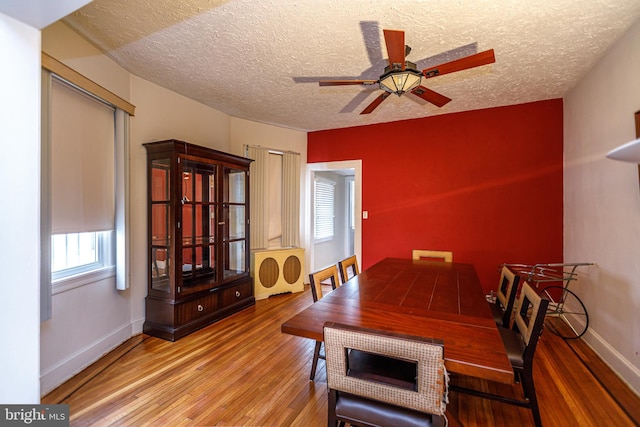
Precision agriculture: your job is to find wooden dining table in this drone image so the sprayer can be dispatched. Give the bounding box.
[281,257,514,384]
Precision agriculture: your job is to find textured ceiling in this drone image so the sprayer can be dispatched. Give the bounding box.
[63,0,640,132]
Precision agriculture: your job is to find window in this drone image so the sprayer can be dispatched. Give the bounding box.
[41,56,132,320]
[43,73,127,298]
[314,178,335,241]
[45,76,119,289]
[51,231,113,281]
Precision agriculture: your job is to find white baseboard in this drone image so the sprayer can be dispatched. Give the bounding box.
[40,323,133,396]
[582,326,640,396]
[131,316,145,335]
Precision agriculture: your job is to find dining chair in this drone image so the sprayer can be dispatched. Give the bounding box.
[451,281,549,427]
[310,264,341,302]
[338,255,359,284]
[308,264,341,381]
[489,265,521,327]
[412,249,453,263]
[324,322,452,427]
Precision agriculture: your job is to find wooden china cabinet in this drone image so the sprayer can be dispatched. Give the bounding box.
[143,140,254,341]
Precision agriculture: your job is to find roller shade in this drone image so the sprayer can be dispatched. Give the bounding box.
[51,78,115,234]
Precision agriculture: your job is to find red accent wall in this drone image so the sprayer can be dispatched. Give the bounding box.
[308,99,563,291]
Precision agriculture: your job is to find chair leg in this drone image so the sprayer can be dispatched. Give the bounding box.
[327,389,339,426]
[310,341,322,381]
[432,414,445,427]
[520,370,542,427]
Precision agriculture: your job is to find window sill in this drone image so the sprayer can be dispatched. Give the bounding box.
[52,265,116,295]
[314,236,334,244]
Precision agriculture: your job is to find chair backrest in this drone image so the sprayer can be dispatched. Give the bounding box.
[309,264,340,302]
[512,282,549,364]
[412,249,453,263]
[323,322,448,417]
[495,266,521,327]
[338,255,360,283]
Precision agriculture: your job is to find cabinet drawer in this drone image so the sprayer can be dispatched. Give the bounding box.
[176,294,218,325]
[220,282,252,307]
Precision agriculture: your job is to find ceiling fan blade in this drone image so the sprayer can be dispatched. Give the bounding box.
[319,80,378,86]
[360,92,390,114]
[411,86,451,107]
[422,49,495,79]
[383,29,406,70]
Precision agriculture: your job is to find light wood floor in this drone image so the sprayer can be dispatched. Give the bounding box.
[43,285,640,426]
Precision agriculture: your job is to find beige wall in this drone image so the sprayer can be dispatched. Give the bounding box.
[128,75,234,334]
[42,21,130,101]
[564,18,640,393]
[130,75,231,149]
[229,116,307,158]
[40,21,308,395]
[229,116,308,252]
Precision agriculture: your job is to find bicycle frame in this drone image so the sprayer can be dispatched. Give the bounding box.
[502,262,593,339]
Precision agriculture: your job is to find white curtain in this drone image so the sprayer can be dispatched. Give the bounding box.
[41,70,52,321]
[247,146,301,250]
[268,153,283,247]
[114,110,130,290]
[247,146,269,249]
[282,152,300,247]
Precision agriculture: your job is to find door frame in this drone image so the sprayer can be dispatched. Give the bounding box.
[305,160,362,277]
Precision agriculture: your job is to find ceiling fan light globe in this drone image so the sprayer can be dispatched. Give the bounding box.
[379,70,421,96]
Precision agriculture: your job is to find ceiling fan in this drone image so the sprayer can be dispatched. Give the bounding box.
[319,29,496,114]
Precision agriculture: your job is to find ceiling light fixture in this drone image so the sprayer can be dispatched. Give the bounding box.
[606,137,640,162]
[379,61,422,96]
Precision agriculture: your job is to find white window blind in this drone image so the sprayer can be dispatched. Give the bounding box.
[268,152,282,244]
[314,179,335,240]
[282,151,300,247]
[51,78,115,234]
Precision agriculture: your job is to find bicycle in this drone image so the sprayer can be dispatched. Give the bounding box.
[503,263,593,339]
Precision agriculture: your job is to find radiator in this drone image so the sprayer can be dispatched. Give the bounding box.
[251,247,305,300]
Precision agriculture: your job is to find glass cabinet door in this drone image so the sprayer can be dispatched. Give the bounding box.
[150,159,171,293]
[180,160,216,292]
[222,167,247,280]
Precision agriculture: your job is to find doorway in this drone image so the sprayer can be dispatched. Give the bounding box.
[306,160,362,277]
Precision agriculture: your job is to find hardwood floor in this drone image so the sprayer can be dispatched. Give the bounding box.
[43,286,640,426]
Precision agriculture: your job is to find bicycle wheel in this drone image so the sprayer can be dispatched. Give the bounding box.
[542,285,589,339]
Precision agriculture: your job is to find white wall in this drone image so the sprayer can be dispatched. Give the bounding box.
[0,12,42,404]
[0,0,91,29]
[564,18,640,394]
